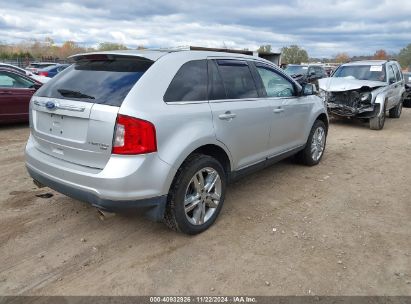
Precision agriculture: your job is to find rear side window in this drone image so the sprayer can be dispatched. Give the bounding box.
[388,66,396,83]
[208,60,226,100]
[216,60,258,99]
[36,55,153,107]
[164,60,207,102]
[392,64,402,81]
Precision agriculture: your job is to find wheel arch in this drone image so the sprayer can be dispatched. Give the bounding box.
[315,113,329,132]
[182,143,232,175]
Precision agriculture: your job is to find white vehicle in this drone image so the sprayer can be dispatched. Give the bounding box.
[0,63,50,84]
[319,60,405,130]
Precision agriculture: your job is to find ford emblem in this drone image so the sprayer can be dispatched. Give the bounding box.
[45,101,56,110]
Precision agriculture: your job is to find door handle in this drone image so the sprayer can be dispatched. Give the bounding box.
[218,111,237,120]
[273,108,284,113]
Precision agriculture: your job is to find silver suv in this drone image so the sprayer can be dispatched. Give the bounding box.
[25,50,328,234]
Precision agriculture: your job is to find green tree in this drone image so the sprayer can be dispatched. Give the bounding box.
[257,45,272,53]
[281,45,309,64]
[398,43,411,69]
[98,42,128,51]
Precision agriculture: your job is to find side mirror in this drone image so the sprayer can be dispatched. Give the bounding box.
[389,78,396,84]
[302,83,315,95]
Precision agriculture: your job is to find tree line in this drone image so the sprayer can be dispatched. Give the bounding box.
[1,37,411,69]
[278,45,411,69]
[0,38,137,61]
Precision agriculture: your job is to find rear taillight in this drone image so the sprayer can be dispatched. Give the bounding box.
[39,71,48,77]
[112,114,157,155]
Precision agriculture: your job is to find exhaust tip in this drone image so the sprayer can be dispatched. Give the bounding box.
[33,179,46,188]
[96,208,115,221]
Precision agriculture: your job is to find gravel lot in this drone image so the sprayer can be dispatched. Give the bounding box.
[0,110,410,296]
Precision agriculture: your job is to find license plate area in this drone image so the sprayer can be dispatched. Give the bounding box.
[35,111,88,142]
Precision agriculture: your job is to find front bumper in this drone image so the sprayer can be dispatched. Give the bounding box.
[327,102,378,118]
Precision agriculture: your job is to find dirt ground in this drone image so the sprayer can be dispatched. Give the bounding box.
[0,110,410,296]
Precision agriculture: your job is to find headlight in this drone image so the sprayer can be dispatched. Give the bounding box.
[360,92,372,102]
[318,89,329,104]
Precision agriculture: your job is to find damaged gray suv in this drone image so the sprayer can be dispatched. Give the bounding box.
[25,50,328,234]
[319,60,405,130]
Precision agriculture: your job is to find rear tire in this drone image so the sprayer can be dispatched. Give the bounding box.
[403,99,411,108]
[389,100,402,118]
[295,120,327,166]
[370,103,386,130]
[164,154,226,235]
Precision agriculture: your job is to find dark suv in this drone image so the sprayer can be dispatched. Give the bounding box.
[284,64,327,88]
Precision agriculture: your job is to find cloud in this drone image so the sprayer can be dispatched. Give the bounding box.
[0,0,410,57]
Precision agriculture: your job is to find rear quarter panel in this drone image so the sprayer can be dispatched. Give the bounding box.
[118,52,233,176]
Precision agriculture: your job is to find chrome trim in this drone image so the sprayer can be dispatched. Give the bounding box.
[33,100,85,112]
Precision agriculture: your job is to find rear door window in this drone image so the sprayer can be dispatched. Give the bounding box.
[35,55,153,107]
[164,60,207,102]
[216,60,258,99]
[0,71,34,88]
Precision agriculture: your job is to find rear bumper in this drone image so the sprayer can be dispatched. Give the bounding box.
[27,166,167,221]
[25,134,176,221]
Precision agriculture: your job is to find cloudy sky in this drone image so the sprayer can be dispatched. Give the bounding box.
[1,0,410,57]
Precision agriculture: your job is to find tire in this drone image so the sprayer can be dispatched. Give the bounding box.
[164,154,226,235]
[369,103,386,130]
[295,120,327,166]
[389,100,403,118]
[404,99,411,108]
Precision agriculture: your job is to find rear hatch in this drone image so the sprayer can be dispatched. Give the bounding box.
[30,54,154,169]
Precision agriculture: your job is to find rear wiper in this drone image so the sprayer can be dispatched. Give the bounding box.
[57,89,95,99]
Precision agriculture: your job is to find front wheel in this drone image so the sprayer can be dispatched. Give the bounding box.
[296,120,327,166]
[370,102,386,130]
[164,154,226,235]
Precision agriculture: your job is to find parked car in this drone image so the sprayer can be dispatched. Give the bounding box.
[25,62,57,75]
[25,50,328,234]
[0,68,42,123]
[38,64,70,78]
[403,72,411,108]
[319,60,405,130]
[284,64,327,88]
[0,63,50,83]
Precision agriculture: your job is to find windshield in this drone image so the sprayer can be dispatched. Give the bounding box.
[284,65,308,76]
[35,55,153,106]
[333,65,386,82]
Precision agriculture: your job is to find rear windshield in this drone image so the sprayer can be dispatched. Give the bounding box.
[35,55,153,106]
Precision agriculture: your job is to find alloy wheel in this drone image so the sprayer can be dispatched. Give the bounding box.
[311,126,326,161]
[184,167,222,225]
